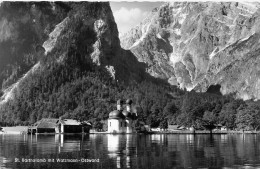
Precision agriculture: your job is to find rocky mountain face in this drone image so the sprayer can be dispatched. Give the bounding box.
[0,2,70,91]
[0,2,152,106]
[120,2,260,100]
[2,1,260,110]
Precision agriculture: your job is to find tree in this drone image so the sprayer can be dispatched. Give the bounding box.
[163,101,178,117]
[235,101,260,131]
[235,109,252,131]
[146,115,160,128]
[203,110,217,132]
[219,101,241,130]
[94,108,101,118]
[159,119,168,130]
[203,111,217,125]
[93,119,103,131]
[151,103,160,116]
[188,105,205,128]
[72,106,88,122]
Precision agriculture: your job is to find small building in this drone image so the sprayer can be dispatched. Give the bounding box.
[108,109,126,133]
[29,118,91,134]
[143,125,150,131]
[33,118,59,133]
[221,126,227,131]
[151,128,161,132]
[107,99,137,134]
[56,119,91,134]
[215,124,227,131]
[168,125,179,131]
[189,126,195,131]
[168,125,186,131]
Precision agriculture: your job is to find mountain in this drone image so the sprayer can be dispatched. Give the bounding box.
[0,1,259,130]
[0,2,70,91]
[0,2,175,125]
[0,2,157,105]
[120,2,260,100]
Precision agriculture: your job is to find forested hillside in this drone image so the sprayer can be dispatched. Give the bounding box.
[0,2,70,90]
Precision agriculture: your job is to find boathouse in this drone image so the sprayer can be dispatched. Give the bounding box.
[29,118,91,134]
[33,118,59,133]
[107,99,137,133]
[56,119,91,133]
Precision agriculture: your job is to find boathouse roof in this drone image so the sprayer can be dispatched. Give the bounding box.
[59,119,82,125]
[35,118,59,129]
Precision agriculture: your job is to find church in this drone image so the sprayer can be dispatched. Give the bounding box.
[107,99,137,133]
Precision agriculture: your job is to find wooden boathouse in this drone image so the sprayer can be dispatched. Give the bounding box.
[28,118,91,134]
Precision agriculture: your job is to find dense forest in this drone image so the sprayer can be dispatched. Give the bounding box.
[0,2,260,132]
[0,2,71,90]
[0,55,259,132]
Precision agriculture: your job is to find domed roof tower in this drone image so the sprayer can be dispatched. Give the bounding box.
[108,99,125,119]
[124,99,138,120]
[109,110,125,119]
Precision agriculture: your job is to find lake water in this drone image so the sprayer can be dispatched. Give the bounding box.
[1,134,260,169]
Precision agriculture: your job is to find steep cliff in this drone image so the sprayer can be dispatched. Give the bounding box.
[0,2,70,91]
[120,2,260,100]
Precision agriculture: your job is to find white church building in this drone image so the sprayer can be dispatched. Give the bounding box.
[107,99,137,133]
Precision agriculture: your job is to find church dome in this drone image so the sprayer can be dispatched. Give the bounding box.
[109,110,125,119]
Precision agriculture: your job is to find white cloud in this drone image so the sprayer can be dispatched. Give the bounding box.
[113,7,148,34]
[114,7,142,24]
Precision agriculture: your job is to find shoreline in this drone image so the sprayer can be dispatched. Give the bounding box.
[1,126,260,135]
[145,130,260,134]
[1,126,28,135]
[90,130,260,134]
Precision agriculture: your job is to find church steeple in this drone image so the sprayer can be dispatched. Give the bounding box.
[117,99,123,111]
[126,99,132,112]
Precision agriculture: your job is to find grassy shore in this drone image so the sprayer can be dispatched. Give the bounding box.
[1,126,28,134]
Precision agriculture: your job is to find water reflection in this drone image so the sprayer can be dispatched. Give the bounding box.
[0,134,91,169]
[1,134,260,169]
[107,134,137,168]
[107,135,119,157]
[0,157,12,169]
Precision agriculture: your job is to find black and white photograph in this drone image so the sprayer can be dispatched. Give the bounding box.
[1,0,260,168]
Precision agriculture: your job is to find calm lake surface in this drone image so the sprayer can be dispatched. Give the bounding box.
[1,134,260,169]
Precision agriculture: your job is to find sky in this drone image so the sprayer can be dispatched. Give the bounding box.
[110,2,164,35]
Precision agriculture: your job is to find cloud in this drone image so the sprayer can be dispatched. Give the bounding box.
[114,7,142,24]
[113,7,148,34]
